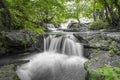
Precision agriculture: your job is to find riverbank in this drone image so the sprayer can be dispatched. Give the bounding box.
[0,30,120,80]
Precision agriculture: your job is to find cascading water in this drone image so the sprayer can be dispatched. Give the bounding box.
[44,34,83,56]
[16,34,88,80]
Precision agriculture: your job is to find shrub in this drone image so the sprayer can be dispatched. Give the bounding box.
[88,20,108,30]
[90,66,120,80]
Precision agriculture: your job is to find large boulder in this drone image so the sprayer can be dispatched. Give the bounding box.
[4,31,33,54]
[74,32,120,80]
[85,51,120,80]
[0,31,44,56]
[67,22,79,29]
[67,22,89,32]
[74,32,120,57]
[85,51,111,70]
[41,23,57,31]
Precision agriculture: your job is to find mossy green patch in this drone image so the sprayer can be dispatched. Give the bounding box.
[88,66,120,80]
[0,64,20,80]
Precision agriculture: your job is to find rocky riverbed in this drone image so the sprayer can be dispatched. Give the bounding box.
[0,31,120,80]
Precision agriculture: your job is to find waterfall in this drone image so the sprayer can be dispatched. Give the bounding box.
[16,34,87,80]
[44,34,83,56]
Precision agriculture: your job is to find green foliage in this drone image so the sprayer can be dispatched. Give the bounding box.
[109,41,120,55]
[0,0,71,31]
[74,23,80,28]
[34,27,45,34]
[88,20,108,30]
[66,0,92,20]
[21,39,29,50]
[21,40,29,45]
[31,0,68,23]
[93,0,120,27]
[0,64,20,80]
[0,0,119,31]
[90,66,120,80]
[95,48,100,54]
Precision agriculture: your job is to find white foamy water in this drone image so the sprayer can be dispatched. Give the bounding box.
[17,34,88,80]
[44,35,84,56]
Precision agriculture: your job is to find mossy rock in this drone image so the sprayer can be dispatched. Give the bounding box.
[85,51,120,80]
[0,64,20,80]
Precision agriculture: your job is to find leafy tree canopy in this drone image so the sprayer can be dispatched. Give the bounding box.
[0,0,120,31]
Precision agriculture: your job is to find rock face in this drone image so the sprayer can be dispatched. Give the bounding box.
[84,51,120,80]
[85,51,111,70]
[0,31,44,56]
[74,32,120,57]
[40,23,57,31]
[0,64,20,80]
[5,32,32,53]
[67,21,89,32]
[67,22,79,29]
[73,32,120,80]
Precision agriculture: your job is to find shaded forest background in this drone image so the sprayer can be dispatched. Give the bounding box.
[0,0,120,32]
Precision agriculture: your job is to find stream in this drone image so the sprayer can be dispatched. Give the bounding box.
[16,33,88,80]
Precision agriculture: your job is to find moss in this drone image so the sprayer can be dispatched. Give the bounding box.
[109,41,120,55]
[95,49,100,54]
[0,64,20,80]
[74,23,80,28]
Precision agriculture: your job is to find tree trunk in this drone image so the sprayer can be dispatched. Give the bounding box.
[102,0,119,26]
[93,0,97,21]
[105,8,111,24]
[114,0,120,19]
[77,18,81,27]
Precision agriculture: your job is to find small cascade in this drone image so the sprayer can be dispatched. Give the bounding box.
[44,34,83,56]
[17,34,87,80]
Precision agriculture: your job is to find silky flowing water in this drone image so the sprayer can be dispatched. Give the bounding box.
[16,34,88,80]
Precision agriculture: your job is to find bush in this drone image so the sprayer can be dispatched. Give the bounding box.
[89,66,120,80]
[88,20,108,30]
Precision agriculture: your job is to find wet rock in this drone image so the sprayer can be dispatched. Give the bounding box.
[85,52,111,70]
[79,27,89,32]
[42,23,57,31]
[4,32,33,54]
[0,48,6,55]
[88,38,110,50]
[67,22,78,29]
[67,22,89,32]
[35,35,44,52]
[62,28,80,32]
[0,31,44,56]
[73,34,88,44]
[110,55,120,67]
[0,64,20,80]
[74,32,120,57]
[85,51,120,80]
[54,24,61,28]
[70,32,120,80]
[102,32,120,42]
